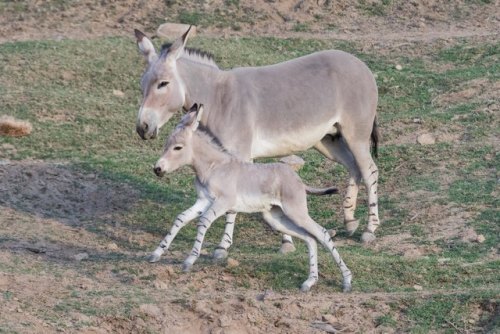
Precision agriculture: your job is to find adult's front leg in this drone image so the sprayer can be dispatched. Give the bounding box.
[148,198,211,263]
[183,204,227,272]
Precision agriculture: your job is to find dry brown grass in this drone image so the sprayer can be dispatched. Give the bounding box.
[0,115,32,137]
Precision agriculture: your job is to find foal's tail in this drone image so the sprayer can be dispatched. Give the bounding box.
[305,186,339,196]
[371,117,379,159]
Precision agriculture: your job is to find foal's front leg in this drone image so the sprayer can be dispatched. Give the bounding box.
[148,198,211,263]
[183,204,227,272]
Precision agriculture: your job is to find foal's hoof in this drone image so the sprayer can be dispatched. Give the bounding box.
[182,262,193,272]
[147,252,161,263]
[300,283,312,293]
[342,283,352,293]
[213,248,229,261]
[361,231,376,243]
[345,219,360,236]
[279,242,296,254]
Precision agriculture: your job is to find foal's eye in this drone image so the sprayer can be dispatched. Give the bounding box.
[173,146,183,151]
[157,81,169,89]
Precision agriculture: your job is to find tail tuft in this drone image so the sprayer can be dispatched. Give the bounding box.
[371,117,379,159]
[306,186,339,196]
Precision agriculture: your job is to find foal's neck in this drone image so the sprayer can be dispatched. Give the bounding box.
[191,130,233,182]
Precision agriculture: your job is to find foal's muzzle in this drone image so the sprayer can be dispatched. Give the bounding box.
[154,166,165,177]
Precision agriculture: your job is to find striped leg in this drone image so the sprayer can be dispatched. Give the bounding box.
[344,175,361,235]
[361,161,379,243]
[262,209,318,292]
[183,204,226,272]
[213,212,236,260]
[148,198,210,263]
[315,226,352,292]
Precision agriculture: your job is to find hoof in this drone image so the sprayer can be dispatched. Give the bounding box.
[279,242,296,254]
[342,283,352,293]
[300,283,312,293]
[147,252,162,263]
[182,262,193,272]
[361,231,376,243]
[345,219,360,236]
[213,248,229,261]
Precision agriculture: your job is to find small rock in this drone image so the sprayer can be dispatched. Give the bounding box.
[1,143,15,150]
[219,315,232,327]
[154,280,168,290]
[461,228,478,243]
[139,304,162,320]
[417,133,435,145]
[468,319,476,324]
[74,253,89,261]
[395,64,403,71]
[60,71,74,81]
[413,284,423,291]
[321,314,338,325]
[280,155,305,171]
[157,23,197,40]
[476,234,486,243]
[112,90,125,98]
[226,258,239,268]
[412,117,423,124]
[274,317,291,328]
[106,243,119,251]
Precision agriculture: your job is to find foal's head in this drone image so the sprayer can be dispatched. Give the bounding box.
[154,104,203,177]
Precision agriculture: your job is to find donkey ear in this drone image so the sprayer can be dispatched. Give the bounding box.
[166,26,193,61]
[189,103,199,113]
[196,104,204,123]
[134,29,157,64]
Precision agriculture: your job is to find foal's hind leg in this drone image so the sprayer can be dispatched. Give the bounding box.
[315,136,362,235]
[294,217,353,292]
[262,209,318,292]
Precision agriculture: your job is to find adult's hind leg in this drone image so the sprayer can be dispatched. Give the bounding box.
[315,135,362,235]
[343,138,379,243]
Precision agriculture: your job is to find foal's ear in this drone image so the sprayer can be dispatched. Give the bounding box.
[185,103,203,131]
[166,26,193,61]
[134,29,158,64]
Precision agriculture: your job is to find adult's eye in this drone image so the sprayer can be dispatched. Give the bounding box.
[157,81,169,89]
[173,146,183,151]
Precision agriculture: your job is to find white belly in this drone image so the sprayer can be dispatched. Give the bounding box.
[232,194,277,213]
[250,121,338,158]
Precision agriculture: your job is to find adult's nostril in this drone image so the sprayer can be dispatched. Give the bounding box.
[143,122,149,131]
[154,166,162,176]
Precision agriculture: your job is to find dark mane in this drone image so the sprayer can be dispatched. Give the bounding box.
[161,43,216,65]
[197,124,231,155]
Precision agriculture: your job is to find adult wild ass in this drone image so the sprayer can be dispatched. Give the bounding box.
[152,104,352,292]
[134,27,380,258]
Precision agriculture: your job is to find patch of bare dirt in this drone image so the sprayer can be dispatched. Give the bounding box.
[0,159,138,224]
[0,0,498,44]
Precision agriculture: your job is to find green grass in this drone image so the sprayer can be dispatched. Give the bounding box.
[1,35,499,332]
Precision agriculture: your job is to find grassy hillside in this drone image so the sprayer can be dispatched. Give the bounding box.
[0,36,498,332]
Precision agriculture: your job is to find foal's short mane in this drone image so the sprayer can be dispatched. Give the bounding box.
[161,43,219,69]
[196,125,231,155]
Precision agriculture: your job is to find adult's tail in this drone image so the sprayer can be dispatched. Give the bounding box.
[305,186,339,196]
[371,117,379,159]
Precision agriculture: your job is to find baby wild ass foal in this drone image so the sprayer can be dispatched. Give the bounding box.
[152,104,352,292]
